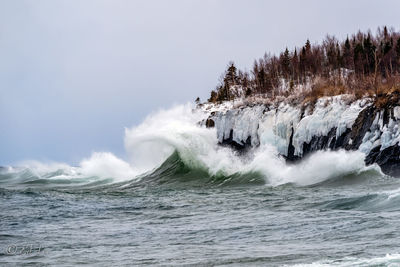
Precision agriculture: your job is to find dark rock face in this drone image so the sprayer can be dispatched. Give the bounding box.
[294,105,377,158]
[344,106,376,149]
[286,127,299,161]
[220,129,252,153]
[210,101,400,177]
[285,127,352,161]
[366,144,400,176]
[205,118,215,128]
[289,105,400,176]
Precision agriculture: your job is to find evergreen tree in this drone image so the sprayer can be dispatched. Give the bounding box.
[354,42,365,75]
[206,26,400,103]
[224,62,239,88]
[336,43,342,69]
[281,48,291,78]
[300,46,307,78]
[343,37,353,69]
[384,26,389,40]
[304,39,312,73]
[396,38,400,72]
[214,62,240,101]
[326,42,337,70]
[305,39,311,53]
[383,40,392,55]
[292,48,299,80]
[208,90,217,103]
[363,34,376,74]
[396,38,400,55]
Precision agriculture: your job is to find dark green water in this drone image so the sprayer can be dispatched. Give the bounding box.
[1,153,400,266]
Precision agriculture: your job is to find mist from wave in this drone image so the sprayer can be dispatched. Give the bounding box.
[0,104,386,190]
[2,104,400,266]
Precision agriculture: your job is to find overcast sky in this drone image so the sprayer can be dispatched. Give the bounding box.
[1,0,399,165]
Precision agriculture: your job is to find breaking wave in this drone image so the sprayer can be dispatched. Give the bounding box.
[0,104,385,189]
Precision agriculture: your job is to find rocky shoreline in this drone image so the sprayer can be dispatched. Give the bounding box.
[202,93,400,176]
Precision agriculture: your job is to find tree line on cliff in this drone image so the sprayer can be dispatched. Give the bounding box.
[208,26,400,103]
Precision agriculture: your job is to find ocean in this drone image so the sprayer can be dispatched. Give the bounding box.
[1,105,400,266]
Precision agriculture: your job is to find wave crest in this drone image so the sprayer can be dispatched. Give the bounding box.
[0,104,385,189]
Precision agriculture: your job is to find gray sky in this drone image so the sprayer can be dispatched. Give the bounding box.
[1,0,399,165]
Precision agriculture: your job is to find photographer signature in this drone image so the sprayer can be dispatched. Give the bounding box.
[5,244,45,256]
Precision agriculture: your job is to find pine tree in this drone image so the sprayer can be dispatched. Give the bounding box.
[363,34,376,74]
[396,38,400,73]
[214,62,240,101]
[336,43,342,69]
[305,39,311,53]
[208,90,217,103]
[281,48,291,78]
[304,40,312,73]
[292,48,299,81]
[354,42,365,75]
[300,46,307,78]
[326,42,337,71]
[384,26,389,40]
[224,62,239,88]
[345,37,351,50]
[343,37,353,69]
[205,27,400,103]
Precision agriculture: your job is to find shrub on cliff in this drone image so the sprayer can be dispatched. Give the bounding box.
[208,26,400,104]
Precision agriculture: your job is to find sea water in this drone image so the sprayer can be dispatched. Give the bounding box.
[1,105,400,266]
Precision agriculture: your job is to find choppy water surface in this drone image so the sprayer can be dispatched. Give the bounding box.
[1,154,400,267]
[2,105,400,266]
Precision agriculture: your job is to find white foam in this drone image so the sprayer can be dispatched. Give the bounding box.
[4,103,383,186]
[123,104,377,186]
[13,153,137,183]
[287,253,400,267]
[124,104,219,173]
[80,152,137,181]
[248,148,377,186]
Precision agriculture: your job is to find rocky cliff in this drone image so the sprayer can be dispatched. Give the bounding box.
[202,93,400,176]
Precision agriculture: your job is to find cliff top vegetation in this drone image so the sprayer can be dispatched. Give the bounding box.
[206,26,400,107]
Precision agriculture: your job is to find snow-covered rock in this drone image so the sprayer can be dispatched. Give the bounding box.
[204,95,370,156]
[200,94,400,176]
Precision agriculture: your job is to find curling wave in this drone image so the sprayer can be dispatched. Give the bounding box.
[0,104,385,189]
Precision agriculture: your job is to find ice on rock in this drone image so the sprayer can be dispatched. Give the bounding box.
[209,96,366,156]
[381,129,393,150]
[357,110,400,153]
[292,96,366,156]
[258,104,301,155]
[214,105,265,146]
[204,94,400,158]
[379,118,400,151]
[394,106,400,120]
